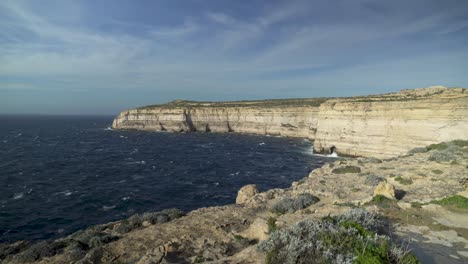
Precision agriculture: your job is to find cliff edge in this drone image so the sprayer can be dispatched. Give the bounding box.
[112,86,468,159]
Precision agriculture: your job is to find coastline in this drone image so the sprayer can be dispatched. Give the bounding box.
[112,86,468,159]
[2,140,468,263]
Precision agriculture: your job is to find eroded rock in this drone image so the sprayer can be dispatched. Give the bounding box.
[373,182,396,200]
[236,184,259,205]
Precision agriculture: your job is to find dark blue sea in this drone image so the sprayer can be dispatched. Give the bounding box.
[0,115,332,243]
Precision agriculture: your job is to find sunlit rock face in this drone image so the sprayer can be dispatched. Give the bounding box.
[112,86,468,158]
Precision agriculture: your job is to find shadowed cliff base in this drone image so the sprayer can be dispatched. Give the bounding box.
[112,86,468,159]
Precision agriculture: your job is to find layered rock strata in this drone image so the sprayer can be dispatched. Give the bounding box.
[112,86,468,158]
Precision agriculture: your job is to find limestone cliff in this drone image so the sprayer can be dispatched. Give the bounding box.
[112,86,468,158]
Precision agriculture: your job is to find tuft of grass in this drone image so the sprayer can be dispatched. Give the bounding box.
[378,166,394,170]
[332,166,361,174]
[431,195,468,209]
[267,217,278,234]
[271,193,320,215]
[410,202,424,208]
[394,176,413,185]
[371,195,396,209]
[431,169,443,175]
[233,235,252,247]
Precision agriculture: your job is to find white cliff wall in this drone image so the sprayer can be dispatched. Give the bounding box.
[112,87,468,158]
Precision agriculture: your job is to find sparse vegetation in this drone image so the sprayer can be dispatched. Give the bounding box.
[431,195,468,210]
[271,193,320,214]
[394,176,413,185]
[137,97,330,110]
[432,169,443,175]
[258,209,418,264]
[332,165,361,174]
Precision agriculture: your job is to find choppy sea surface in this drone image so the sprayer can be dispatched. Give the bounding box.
[0,115,332,243]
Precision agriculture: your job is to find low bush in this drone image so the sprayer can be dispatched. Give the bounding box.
[116,208,183,234]
[431,169,443,175]
[0,241,30,260]
[407,147,427,154]
[428,151,456,163]
[364,174,384,186]
[332,166,361,174]
[452,140,468,147]
[271,194,320,214]
[394,176,413,185]
[257,209,418,264]
[16,241,67,263]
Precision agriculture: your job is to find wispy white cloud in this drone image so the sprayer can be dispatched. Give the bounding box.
[0,0,467,114]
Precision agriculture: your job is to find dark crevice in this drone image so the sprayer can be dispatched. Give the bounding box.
[183,110,196,132]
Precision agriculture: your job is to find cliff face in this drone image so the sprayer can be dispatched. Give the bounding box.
[112,87,468,158]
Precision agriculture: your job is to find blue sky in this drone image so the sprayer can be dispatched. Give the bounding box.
[1,0,467,114]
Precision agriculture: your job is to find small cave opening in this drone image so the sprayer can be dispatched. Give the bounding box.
[205,124,211,132]
[330,145,336,154]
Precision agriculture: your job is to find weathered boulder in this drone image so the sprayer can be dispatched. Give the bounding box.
[240,218,269,241]
[236,184,259,205]
[373,182,396,200]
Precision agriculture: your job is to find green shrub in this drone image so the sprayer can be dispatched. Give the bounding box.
[332,166,361,174]
[271,193,320,214]
[394,176,413,185]
[431,195,468,209]
[426,143,448,151]
[257,209,418,264]
[431,169,443,175]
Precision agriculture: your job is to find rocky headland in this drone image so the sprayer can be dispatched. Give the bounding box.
[112,86,468,158]
[2,86,468,263]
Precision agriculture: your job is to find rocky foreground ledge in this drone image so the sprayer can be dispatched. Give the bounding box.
[1,140,467,263]
[112,86,468,159]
